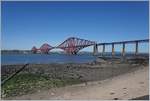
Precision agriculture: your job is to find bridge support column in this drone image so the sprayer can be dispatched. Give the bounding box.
[122,43,125,57]
[32,51,37,54]
[102,44,105,56]
[72,51,77,55]
[93,44,98,55]
[112,43,115,57]
[135,41,138,55]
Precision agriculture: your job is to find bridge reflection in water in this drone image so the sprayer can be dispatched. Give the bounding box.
[31,37,149,57]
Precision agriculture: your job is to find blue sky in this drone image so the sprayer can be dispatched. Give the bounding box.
[1,1,149,52]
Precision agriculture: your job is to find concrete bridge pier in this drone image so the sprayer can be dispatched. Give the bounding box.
[122,43,125,57]
[72,51,77,55]
[135,41,138,55]
[102,44,105,56]
[112,43,115,57]
[93,44,98,55]
[32,51,37,54]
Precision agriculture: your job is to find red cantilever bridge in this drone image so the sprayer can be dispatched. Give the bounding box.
[31,37,149,56]
[31,37,96,54]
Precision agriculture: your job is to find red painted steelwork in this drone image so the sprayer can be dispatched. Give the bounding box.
[40,43,53,54]
[31,44,53,54]
[57,37,95,54]
[31,46,37,53]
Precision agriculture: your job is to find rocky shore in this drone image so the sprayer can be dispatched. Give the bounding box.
[2,56,148,81]
[1,56,149,98]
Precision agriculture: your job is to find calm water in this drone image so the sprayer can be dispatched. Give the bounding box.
[1,53,97,65]
[1,53,149,65]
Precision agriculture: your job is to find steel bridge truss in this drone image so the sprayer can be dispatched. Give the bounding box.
[31,37,149,55]
[57,37,95,54]
[31,37,95,54]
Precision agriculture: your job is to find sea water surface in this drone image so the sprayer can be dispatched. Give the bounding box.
[1,53,97,65]
[2,52,149,65]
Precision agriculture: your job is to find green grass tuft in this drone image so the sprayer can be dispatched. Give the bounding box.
[1,73,82,98]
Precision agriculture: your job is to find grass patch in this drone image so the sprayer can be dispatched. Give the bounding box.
[1,73,82,98]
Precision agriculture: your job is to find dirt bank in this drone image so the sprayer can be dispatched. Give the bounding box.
[1,57,149,99]
[4,64,149,100]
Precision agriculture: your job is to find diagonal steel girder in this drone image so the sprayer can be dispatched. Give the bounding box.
[57,37,96,54]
